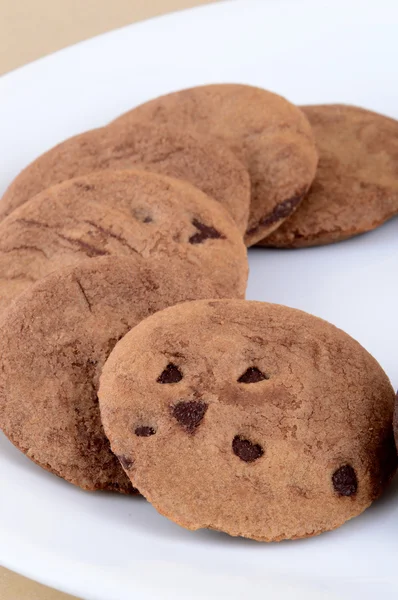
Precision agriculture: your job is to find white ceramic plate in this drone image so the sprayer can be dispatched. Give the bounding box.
[1,1,398,598]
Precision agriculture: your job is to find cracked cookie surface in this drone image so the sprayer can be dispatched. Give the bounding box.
[262,104,398,247]
[113,83,318,246]
[0,122,250,233]
[0,258,229,492]
[0,169,248,314]
[99,299,396,540]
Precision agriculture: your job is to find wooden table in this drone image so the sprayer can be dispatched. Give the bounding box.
[0,1,217,597]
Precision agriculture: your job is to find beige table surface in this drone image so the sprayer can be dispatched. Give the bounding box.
[0,1,217,597]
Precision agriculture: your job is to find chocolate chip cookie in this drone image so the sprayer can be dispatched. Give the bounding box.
[0,122,250,233]
[113,84,318,246]
[262,104,398,247]
[0,169,248,314]
[0,257,227,492]
[99,299,396,540]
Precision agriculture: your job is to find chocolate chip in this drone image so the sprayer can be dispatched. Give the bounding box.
[117,455,133,470]
[332,464,358,496]
[247,193,304,235]
[232,436,264,462]
[172,400,208,432]
[238,367,268,383]
[143,216,153,223]
[135,426,156,437]
[189,219,225,244]
[157,363,183,383]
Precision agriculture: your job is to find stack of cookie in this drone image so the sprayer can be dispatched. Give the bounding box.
[0,83,397,542]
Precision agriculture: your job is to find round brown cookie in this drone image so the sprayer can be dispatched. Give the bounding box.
[99,299,396,541]
[0,122,250,234]
[262,104,398,248]
[0,257,227,493]
[0,169,248,315]
[112,83,318,246]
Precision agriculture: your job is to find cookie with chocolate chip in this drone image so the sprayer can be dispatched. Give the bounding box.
[0,169,247,314]
[99,299,396,540]
[0,122,250,234]
[0,257,226,492]
[262,104,398,247]
[113,83,318,245]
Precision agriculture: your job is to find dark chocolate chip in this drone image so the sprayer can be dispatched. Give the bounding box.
[117,455,134,470]
[238,367,269,383]
[189,219,225,244]
[172,400,208,432]
[247,193,304,236]
[157,363,183,384]
[232,435,264,462]
[332,464,358,496]
[143,216,153,223]
[135,426,156,437]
